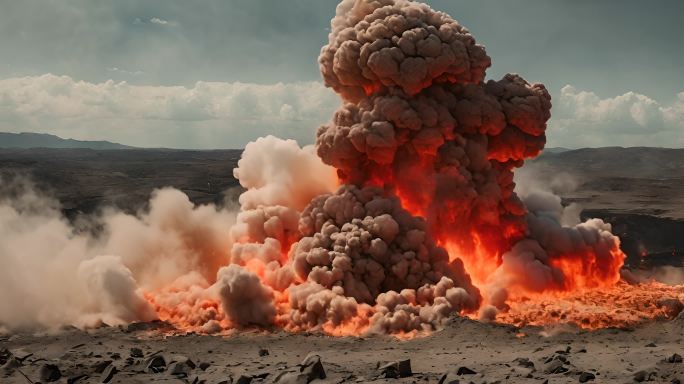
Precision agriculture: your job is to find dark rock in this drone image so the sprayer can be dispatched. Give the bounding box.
[92,360,113,374]
[657,298,684,318]
[130,347,144,358]
[668,353,683,363]
[0,348,10,365]
[171,355,196,367]
[1,356,21,374]
[235,374,253,384]
[378,359,411,379]
[67,374,89,384]
[645,342,657,347]
[579,372,595,382]
[101,365,117,383]
[146,355,166,373]
[258,348,269,357]
[634,370,656,382]
[456,366,476,375]
[199,362,211,371]
[544,354,568,364]
[671,378,681,384]
[300,353,327,381]
[514,357,535,369]
[40,363,62,382]
[168,360,194,377]
[544,359,568,374]
[109,352,121,360]
[438,372,461,384]
[555,346,571,354]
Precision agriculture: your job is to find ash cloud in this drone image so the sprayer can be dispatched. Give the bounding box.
[1,0,675,336]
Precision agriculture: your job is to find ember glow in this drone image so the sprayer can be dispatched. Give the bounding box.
[0,0,682,336]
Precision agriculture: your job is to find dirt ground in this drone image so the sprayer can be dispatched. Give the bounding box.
[2,316,683,384]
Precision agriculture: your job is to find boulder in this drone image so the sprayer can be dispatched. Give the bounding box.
[101,365,117,383]
[668,353,683,363]
[456,366,476,375]
[40,363,62,382]
[130,347,144,358]
[544,359,567,374]
[378,359,411,378]
[513,357,535,369]
[146,355,166,373]
[300,353,326,381]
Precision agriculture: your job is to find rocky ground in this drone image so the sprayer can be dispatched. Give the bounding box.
[2,316,683,384]
[1,147,684,383]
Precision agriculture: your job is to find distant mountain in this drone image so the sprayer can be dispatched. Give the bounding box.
[534,146,684,179]
[0,132,133,150]
[543,147,573,154]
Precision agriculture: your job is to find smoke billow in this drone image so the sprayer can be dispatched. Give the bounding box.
[1,0,680,335]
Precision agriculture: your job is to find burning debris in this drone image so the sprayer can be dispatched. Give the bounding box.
[0,0,683,336]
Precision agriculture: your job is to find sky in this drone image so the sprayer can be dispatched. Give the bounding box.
[0,0,682,149]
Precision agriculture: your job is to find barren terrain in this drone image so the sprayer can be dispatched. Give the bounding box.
[1,147,683,384]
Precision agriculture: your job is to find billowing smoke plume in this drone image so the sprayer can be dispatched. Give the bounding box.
[2,0,679,336]
[315,0,623,317]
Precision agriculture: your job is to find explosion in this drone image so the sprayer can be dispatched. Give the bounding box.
[0,0,682,336]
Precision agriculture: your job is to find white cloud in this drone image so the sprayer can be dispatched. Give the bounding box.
[133,17,176,27]
[0,74,339,148]
[150,17,169,25]
[1,76,681,149]
[106,67,144,77]
[548,86,684,148]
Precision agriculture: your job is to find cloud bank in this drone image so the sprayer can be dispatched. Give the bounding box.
[0,74,681,149]
[0,74,338,148]
[549,85,684,148]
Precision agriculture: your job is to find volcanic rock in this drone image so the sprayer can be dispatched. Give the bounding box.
[578,372,595,382]
[40,363,62,382]
[101,364,117,383]
[544,359,568,374]
[438,372,461,384]
[634,370,656,382]
[0,348,10,365]
[258,348,269,357]
[457,366,477,375]
[645,342,657,347]
[235,374,253,384]
[168,360,194,377]
[300,353,326,381]
[146,355,166,373]
[267,355,326,384]
[668,353,683,363]
[199,362,211,371]
[130,347,144,358]
[657,298,684,318]
[378,359,412,378]
[513,357,535,369]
